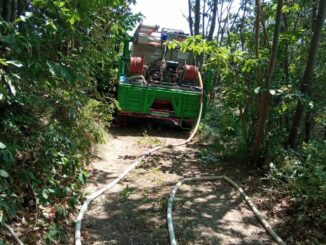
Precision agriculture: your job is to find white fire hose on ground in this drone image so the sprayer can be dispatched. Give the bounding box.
[74,70,285,245]
[167,176,286,245]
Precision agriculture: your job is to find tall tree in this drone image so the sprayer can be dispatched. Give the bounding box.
[250,0,283,165]
[304,1,318,143]
[287,0,326,148]
[207,0,218,41]
[188,0,194,35]
[239,0,249,50]
[202,0,207,36]
[187,0,235,40]
[10,0,16,22]
[194,0,201,35]
[218,0,234,43]
[260,4,270,51]
[2,0,12,21]
[255,0,260,86]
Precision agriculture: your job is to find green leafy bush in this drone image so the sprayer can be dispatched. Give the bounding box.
[198,95,250,161]
[0,0,141,242]
[268,140,326,203]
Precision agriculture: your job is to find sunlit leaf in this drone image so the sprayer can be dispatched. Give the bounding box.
[309,101,314,109]
[0,142,6,149]
[254,87,261,94]
[42,189,49,199]
[25,12,33,18]
[69,14,81,25]
[0,59,8,66]
[4,75,16,96]
[6,60,23,68]
[0,169,9,178]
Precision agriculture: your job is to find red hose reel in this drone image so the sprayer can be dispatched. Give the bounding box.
[183,64,198,81]
[129,56,144,75]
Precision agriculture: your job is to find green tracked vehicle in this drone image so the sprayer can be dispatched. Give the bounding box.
[117,24,212,127]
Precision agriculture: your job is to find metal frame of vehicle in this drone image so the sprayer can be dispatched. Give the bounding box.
[117,24,212,126]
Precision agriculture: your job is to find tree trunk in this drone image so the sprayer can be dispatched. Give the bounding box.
[10,0,16,22]
[282,12,290,130]
[249,0,283,165]
[0,0,4,18]
[188,0,194,35]
[17,0,27,16]
[255,0,260,87]
[259,4,270,52]
[304,2,318,144]
[219,0,233,43]
[239,0,248,50]
[194,0,200,35]
[216,0,224,41]
[304,112,312,142]
[202,0,206,36]
[3,0,12,21]
[287,0,326,148]
[207,0,218,41]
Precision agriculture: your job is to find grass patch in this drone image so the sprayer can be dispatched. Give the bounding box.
[137,130,165,147]
[119,185,136,202]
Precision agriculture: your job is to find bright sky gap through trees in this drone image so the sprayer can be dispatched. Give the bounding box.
[131,0,240,33]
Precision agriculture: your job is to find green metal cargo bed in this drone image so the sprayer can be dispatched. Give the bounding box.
[117,83,204,120]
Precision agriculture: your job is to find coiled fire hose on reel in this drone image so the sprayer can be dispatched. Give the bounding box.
[74,70,286,245]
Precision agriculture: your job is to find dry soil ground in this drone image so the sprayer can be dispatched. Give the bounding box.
[80,123,281,245]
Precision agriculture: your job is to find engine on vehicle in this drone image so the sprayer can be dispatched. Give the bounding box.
[123,24,200,90]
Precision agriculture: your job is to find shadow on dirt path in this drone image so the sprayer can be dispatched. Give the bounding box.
[81,124,282,244]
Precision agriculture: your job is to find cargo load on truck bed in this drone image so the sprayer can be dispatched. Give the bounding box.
[117,24,211,126]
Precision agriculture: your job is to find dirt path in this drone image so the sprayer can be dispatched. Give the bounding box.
[81,126,278,245]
